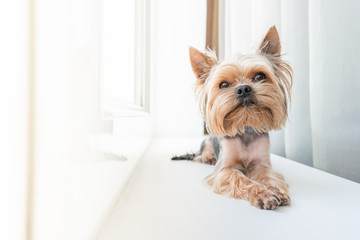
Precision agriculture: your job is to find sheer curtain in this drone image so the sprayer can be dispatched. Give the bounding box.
[223,0,360,182]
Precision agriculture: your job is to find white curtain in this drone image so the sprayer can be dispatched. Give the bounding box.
[223,0,360,182]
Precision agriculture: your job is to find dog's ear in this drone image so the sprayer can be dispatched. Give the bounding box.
[258,25,281,55]
[189,47,217,80]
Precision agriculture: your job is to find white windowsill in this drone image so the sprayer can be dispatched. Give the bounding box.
[101,98,150,118]
[96,137,360,240]
[93,134,152,193]
[83,135,152,238]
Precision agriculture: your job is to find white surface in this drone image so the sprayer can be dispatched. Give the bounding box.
[97,138,360,240]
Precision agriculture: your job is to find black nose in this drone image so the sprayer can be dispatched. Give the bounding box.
[236,85,252,98]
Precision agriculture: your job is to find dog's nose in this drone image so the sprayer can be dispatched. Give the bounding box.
[236,85,252,98]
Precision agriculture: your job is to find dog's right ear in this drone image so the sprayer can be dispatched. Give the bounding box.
[258,25,281,55]
[189,47,217,80]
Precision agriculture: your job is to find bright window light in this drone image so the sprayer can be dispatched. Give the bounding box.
[103,0,135,104]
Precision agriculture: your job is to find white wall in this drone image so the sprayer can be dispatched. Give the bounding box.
[152,0,206,138]
[0,1,29,240]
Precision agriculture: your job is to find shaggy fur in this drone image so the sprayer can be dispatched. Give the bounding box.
[172,26,293,210]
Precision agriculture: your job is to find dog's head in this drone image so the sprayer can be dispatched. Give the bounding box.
[189,26,293,136]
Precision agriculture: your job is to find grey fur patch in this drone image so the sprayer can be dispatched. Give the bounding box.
[212,137,221,160]
[199,138,206,154]
[225,127,269,147]
[244,126,254,134]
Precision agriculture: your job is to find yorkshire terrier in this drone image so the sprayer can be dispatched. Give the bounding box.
[172,26,293,210]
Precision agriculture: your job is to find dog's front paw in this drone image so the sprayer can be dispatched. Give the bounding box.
[250,189,282,210]
[269,188,290,206]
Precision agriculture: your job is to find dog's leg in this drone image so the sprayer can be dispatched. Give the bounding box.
[193,137,216,164]
[203,136,284,210]
[249,162,290,207]
[171,137,216,165]
[206,166,281,210]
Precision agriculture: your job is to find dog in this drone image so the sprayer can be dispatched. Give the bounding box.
[172,26,293,210]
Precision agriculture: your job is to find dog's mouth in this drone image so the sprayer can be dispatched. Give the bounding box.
[225,98,256,119]
[223,98,257,130]
[241,99,254,107]
[237,97,255,108]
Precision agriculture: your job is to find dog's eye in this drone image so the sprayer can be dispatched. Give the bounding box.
[253,72,266,82]
[219,81,231,89]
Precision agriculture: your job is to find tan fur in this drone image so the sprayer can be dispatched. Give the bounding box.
[188,26,292,210]
[194,52,292,137]
[189,47,217,81]
[204,136,290,209]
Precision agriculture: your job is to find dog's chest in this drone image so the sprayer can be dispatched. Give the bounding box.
[219,134,270,167]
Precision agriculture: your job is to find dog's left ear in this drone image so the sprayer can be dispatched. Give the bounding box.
[189,47,217,80]
[258,25,281,55]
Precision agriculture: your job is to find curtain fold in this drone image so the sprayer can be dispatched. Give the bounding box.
[224,0,360,182]
[309,0,360,182]
[282,0,313,166]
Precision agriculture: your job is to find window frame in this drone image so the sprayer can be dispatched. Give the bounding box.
[100,0,150,118]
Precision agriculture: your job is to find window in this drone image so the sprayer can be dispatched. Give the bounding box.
[102,0,150,117]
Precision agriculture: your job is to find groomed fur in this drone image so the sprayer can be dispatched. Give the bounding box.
[182,26,292,210]
[195,53,292,136]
